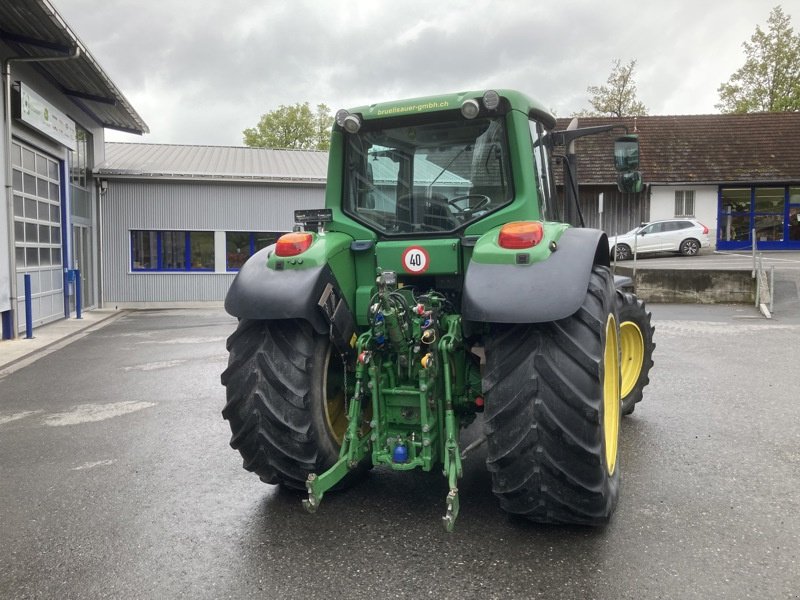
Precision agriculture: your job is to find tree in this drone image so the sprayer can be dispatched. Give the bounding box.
[575,59,648,118]
[717,5,800,113]
[243,102,332,150]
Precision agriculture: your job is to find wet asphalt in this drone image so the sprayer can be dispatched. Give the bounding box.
[0,305,798,599]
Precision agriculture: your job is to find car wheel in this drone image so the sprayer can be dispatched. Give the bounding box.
[679,239,700,256]
[614,244,632,260]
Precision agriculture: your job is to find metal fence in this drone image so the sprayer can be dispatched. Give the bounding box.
[752,228,775,317]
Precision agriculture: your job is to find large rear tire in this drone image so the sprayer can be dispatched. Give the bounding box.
[617,291,655,416]
[483,265,621,525]
[221,319,359,490]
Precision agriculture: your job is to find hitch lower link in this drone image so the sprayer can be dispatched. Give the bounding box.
[303,306,465,532]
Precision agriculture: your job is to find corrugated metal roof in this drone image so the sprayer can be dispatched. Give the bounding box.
[372,157,469,186]
[0,0,148,134]
[95,142,329,184]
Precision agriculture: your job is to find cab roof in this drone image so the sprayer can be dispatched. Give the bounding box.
[347,89,556,130]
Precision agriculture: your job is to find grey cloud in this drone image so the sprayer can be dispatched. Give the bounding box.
[53,0,791,144]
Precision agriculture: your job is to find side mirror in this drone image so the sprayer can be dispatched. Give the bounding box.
[614,135,640,171]
[617,170,643,193]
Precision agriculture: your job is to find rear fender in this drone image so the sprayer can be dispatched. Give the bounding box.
[224,245,351,341]
[462,228,610,324]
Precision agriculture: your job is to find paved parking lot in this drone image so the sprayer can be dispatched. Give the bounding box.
[1,306,798,599]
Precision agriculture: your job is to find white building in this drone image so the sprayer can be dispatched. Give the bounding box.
[93,143,327,307]
[561,114,800,251]
[1,0,147,338]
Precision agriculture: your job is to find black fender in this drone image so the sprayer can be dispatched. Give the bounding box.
[462,228,611,324]
[224,245,337,335]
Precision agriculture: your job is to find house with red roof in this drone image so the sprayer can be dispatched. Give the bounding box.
[558,113,800,251]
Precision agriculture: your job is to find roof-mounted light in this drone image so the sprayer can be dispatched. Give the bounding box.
[335,109,350,127]
[335,109,362,133]
[461,99,480,119]
[483,90,500,110]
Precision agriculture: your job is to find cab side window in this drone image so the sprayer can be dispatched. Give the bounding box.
[529,120,555,220]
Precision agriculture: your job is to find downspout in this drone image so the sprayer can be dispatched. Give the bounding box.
[95,178,106,308]
[3,46,81,338]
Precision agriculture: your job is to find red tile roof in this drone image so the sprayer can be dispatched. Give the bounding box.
[555,113,800,186]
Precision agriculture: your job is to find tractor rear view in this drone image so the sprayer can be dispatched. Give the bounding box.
[221,89,654,531]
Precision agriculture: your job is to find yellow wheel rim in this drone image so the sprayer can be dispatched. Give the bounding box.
[323,349,348,445]
[603,314,620,475]
[619,321,644,398]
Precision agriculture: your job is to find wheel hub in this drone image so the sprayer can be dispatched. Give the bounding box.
[603,315,620,475]
[619,321,644,398]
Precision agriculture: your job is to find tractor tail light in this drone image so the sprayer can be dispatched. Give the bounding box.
[498,221,544,249]
[275,232,313,257]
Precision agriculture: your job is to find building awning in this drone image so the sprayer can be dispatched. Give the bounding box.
[0,0,148,135]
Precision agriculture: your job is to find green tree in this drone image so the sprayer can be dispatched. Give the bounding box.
[243,102,332,150]
[717,6,800,113]
[575,59,648,118]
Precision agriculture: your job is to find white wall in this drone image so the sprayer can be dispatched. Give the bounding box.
[650,185,718,248]
[0,54,107,325]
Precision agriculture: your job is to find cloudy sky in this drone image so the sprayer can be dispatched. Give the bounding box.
[54,0,798,146]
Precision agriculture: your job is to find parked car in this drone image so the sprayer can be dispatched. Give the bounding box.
[609,218,711,260]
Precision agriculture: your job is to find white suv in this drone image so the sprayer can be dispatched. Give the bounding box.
[609,218,711,260]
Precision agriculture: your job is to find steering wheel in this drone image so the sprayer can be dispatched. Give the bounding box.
[446,194,491,213]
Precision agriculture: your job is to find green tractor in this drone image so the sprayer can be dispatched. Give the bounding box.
[221,89,654,531]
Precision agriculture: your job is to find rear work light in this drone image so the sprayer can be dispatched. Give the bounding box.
[275,232,313,257]
[498,221,544,249]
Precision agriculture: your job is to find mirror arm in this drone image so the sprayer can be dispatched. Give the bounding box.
[550,124,628,147]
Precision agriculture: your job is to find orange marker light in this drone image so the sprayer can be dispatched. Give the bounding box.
[275,232,313,257]
[498,221,544,250]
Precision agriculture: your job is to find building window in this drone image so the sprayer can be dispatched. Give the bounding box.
[718,186,794,246]
[69,125,92,219]
[131,230,214,271]
[131,230,157,269]
[674,190,695,217]
[225,231,282,270]
[753,188,784,242]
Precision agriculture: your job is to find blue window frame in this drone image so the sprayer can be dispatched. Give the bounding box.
[131,230,214,271]
[718,185,800,251]
[225,231,282,270]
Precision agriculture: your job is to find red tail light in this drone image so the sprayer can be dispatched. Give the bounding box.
[700,223,709,235]
[498,221,544,249]
[275,232,313,256]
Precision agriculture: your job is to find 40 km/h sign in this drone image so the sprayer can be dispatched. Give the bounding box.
[401,246,430,274]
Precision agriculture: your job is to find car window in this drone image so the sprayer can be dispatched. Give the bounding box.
[646,223,665,234]
[679,221,693,229]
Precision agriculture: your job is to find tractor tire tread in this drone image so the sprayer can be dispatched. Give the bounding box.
[222,319,332,490]
[616,291,655,415]
[483,265,620,525]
